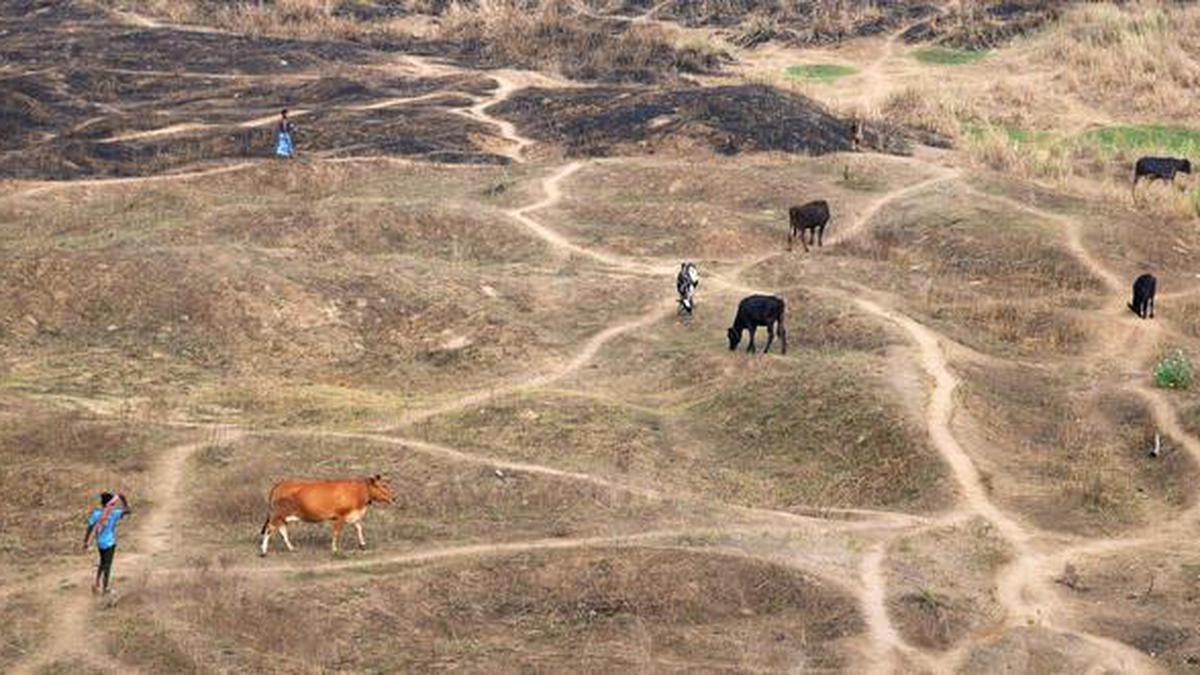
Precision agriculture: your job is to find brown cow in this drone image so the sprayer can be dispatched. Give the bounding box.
[259,475,395,556]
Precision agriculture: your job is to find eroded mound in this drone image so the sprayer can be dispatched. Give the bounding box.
[108,548,864,671]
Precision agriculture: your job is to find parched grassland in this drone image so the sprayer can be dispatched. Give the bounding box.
[106,547,864,672]
[886,517,1011,651]
[957,362,1196,536]
[1060,545,1200,673]
[0,401,188,569]
[419,300,952,514]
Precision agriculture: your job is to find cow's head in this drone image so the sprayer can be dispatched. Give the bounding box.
[1182,159,1193,174]
[366,474,395,504]
[727,326,741,351]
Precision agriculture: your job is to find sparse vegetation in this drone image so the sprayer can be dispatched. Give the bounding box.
[438,0,725,82]
[9,1,1200,670]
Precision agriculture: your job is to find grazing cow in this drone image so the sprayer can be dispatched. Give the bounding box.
[677,261,700,314]
[1134,156,1191,192]
[260,475,395,555]
[1129,273,1157,319]
[789,200,831,252]
[728,295,787,354]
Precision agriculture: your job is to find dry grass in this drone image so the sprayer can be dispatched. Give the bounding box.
[1065,546,1200,672]
[0,161,671,422]
[441,0,724,82]
[0,401,185,567]
[108,547,863,671]
[886,517,1010,651]
[958,364,1194,536]
[1034,2,1200,120]
[106,0,405,40]
[0,593,47,670]
[184,434,695,555]
[832,187,1100,357]
[421,310,952,514]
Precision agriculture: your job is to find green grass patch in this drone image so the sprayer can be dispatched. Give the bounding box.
[1004,128,1057,146]
[972,123,1200,158]
[1080,125,1200,157]
[783,63,858,82]
[911,47,988,65]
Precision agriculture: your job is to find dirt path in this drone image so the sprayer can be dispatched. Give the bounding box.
[9,12,1191,670]
[9,426,239,674]
[859,541,916,673]
[831,167,959,246]
[8,161,260,199]
[246,524,860,595]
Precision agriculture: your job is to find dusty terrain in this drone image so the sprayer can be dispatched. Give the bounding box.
[3,0,1200,672]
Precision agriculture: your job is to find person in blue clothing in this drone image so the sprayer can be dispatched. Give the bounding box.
[275,108,296,158]
[83,492,130,594]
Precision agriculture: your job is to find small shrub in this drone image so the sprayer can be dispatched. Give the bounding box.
[1154,349,1194,390]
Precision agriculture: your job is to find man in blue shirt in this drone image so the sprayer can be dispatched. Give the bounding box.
[83,492,130,594]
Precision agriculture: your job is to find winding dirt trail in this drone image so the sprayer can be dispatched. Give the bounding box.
[9,10,1196,671]
[8,426,240,675]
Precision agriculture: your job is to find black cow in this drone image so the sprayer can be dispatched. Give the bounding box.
[1129,273,1156,319]
[788,200,831,252]
[1134,156,1191,191]
[727,295,787,354]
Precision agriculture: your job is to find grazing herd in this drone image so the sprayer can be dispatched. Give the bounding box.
[262,154,1181,557]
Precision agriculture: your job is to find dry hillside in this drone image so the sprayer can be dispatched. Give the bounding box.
[3,0,1200,673]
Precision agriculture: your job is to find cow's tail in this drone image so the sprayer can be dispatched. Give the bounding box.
[778,302,788,355]
[261,481,283,534]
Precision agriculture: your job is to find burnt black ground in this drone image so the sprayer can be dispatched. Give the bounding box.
[490,84,914,157]
[1,3,930,179]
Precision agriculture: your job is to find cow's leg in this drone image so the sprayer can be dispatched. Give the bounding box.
[1150,295,1156,319]
[330,520,343,553]
[764,323,775,353]
[788,226,795,252]
[260,523,273,556]
[817,224,825,248]
[747,326,757,353]
[778,321,788,355]
[800,228,810,252]
[260,515,285,556]
[278,524,295,551]
[354,522,367,550]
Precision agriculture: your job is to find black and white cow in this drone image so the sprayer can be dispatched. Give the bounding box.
[677,262,700,314]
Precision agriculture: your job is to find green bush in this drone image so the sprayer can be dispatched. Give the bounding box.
[1154,349,1194,390]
